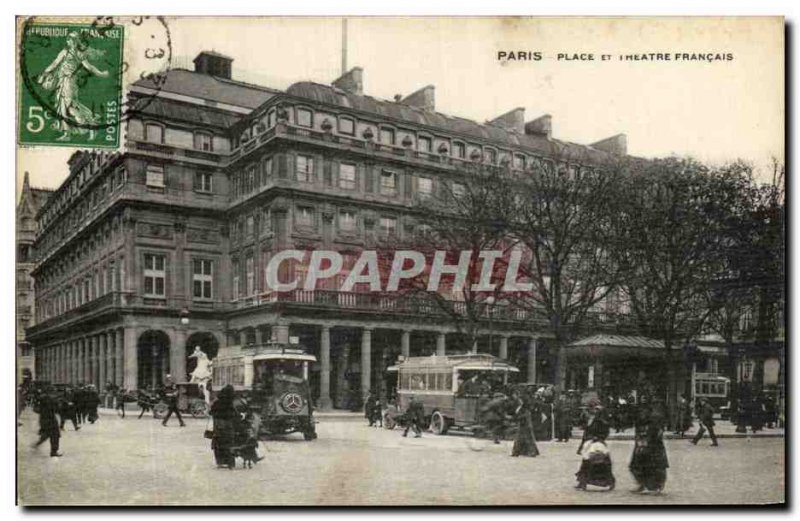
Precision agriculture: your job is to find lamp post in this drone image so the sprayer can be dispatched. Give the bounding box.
[486,296,495,355]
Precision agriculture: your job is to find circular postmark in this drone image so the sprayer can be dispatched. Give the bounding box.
[18,15,172,142]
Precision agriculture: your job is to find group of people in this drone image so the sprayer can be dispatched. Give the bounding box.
[26,383,102,458]
[209,385,263,469]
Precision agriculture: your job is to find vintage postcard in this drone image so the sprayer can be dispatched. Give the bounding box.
[15,16,785,506]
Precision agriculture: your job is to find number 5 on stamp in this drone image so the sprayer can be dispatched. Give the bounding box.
[18,20,124,148]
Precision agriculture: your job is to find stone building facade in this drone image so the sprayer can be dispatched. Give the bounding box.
[17,172,52,382]
[27,52,629,407]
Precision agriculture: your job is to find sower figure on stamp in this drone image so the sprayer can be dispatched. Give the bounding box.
[691,397,718,446]
[161,375,186,427]
[36,31,109,141]
[33,388,63,457]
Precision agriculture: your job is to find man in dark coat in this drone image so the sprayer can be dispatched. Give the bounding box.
[554,393,573,442]
[402,396,425,438]
[364,390,382,427]
[74,385,87,424]
[481,393,511,444]
[85,385,101,424]
[691,397,718,446]
[58,388,80,431]
[161,375,186,427]
[34,390,63,457]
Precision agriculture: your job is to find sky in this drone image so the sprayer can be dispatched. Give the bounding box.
[16,16,784,197]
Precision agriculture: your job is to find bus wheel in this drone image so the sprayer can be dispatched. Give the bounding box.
[430,411,448,435]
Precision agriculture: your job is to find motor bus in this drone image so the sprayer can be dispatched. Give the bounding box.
[387,353,520,435]
[693,373,731,417]
[212,341,317,440]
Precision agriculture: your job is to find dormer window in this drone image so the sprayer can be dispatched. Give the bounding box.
[418,135,432,153]
[193,131,213,151]
[379,127,395,145]
[266,108,277,128]
[485,148,497,164]
[145,123,164,144]
[296,107,313,128]
[338,116,355,135]
[453,142,466,159]
[513,153,526,170]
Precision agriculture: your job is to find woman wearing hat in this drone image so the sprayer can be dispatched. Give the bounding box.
[629,395,669,493]
[210,385,238,469]
[575,400,615,490]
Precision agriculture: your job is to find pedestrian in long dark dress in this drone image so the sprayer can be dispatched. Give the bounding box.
[511,395,539,457]
[575,403,614,490]
[210,385,237,469]
[629,398,669,493]
[554,394,572,442]
[34,391,63,457]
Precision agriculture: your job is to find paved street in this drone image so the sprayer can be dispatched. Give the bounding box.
[17,409,784,506]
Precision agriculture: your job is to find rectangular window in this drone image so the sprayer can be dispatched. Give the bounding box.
[379,217,397,237]
[143,254,166,297]
[261,208,272,233]
[418,136,432,153]
[452,182,466,198]
[145,123,163,144]
[266,109,276,128]
[246,215,255,237]
[380,170,397,194]
[418,177,433,198]
[297,206,314,227]
[245,255,255,296]
[296,108,313,128]
[339,211,356,231]
[380,127,395,145]
[263,157,273,180]
[453,142,466,159]
[338,117,355,135]
[339,163,357,190]
[232,260,240,301]
[485,148,497,164]
[513,154,526,170]
[145,165,165,188]
[195,172,213,193]
[296,155,314,182]
[193,132,213,151]
[192,259,213,300]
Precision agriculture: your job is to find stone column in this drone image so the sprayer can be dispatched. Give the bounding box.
[107,331,116,388]
[361,328,372,400]
[172,328,187,382]
[123,328,138,390]
[401,330,411,359]
[527,337,538,384]
[471,337,478,354]
[499,335,509,360]
[318,326,332,410]
[90,336,99,387]
[115,328,124,387]
[98,334,107,389]
[436,332,446,357]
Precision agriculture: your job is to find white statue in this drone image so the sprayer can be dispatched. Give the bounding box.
[188,346,213,404]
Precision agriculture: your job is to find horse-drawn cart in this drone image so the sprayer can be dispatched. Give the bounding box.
[152,383,210,419]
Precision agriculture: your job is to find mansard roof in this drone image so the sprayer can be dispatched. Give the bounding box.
[285,81,611,164]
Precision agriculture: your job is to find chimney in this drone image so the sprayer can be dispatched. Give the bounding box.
[590,134,627,156]
[524,114,552,139]
[401,85,435,111]
[193,51,233,79]
[332,67,363,95]
[488,108,525,133]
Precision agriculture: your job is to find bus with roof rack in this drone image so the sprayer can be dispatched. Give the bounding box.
[386,353,520,435]
[212,340,317,440]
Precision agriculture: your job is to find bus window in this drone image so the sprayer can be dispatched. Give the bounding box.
[444,372,453,391]
[410,374,425,390]
[400,373,410,390]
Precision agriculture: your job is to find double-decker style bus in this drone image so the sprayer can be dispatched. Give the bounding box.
[387,353,520,435]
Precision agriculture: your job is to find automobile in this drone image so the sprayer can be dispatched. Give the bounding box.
[212,341,317,440]
[387,353,520,435]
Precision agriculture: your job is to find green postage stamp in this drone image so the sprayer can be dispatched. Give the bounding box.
[18,20,124,148]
